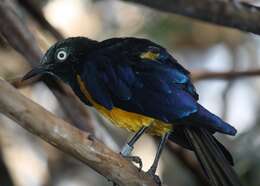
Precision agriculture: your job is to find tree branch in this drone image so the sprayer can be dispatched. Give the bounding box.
[192,69,260,81]
[0,78,157,186]
[17,0,63,40]
[0,0,94,133]
[122,0,260,35]
[0,0,42,65]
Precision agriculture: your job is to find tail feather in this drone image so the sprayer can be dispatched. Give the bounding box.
[169,126,233,165]
[183,127,242,186]
[191,104,237,135]
[213,137,234,166]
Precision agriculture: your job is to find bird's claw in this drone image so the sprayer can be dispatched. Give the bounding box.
[106,178,119,186]
[146,169,162,186]
[121,155,143,171]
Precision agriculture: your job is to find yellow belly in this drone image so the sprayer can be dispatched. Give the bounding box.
[96,105,172,136]
[77,75,172,136]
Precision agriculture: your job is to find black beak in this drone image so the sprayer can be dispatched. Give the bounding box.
[22,65,49,81]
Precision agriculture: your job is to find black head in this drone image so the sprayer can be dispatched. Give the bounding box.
[23,37,98,82]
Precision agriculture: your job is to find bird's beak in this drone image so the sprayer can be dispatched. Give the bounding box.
[22,64,50,81]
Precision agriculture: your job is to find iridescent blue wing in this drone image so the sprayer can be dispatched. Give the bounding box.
[136,45,199,100]
[78,40,198,123]
[76,38,236,135]
[122,46,198,122]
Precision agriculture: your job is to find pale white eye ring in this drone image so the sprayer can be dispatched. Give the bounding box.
[56,50,67,61]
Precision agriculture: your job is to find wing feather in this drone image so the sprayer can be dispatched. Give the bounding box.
[79,40,198,123]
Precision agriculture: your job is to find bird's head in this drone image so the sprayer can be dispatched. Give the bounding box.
[23,37,98,82]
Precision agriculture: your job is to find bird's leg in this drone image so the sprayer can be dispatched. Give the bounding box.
[111,126,148,186]
[146,132,170,185]
[120,126,149,170]
[121,126,149,155]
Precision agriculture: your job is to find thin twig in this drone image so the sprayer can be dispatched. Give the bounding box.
[122,0,260,35]
[192,69,260,81]
[0,78,157,186]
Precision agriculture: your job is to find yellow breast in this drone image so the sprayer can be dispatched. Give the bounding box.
[76,75,172,136]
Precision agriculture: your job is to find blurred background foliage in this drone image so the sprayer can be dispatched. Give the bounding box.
[0,0,260,186]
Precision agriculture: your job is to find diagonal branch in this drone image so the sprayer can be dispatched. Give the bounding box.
[0,0,94,133]
[0,78,157,186]
[17,0,63,40]
[122,0,260,35]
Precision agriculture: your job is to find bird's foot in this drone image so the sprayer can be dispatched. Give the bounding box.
[106,178,119,186]
[120,143,143,171]
[121,154,143,171]
[146,168,162,186]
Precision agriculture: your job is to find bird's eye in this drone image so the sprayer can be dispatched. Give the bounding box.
[56,50,68,61]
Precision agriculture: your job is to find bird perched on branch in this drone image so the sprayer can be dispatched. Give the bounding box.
[23,37,242,186]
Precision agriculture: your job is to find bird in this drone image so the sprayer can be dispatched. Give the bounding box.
[23,37,242,186]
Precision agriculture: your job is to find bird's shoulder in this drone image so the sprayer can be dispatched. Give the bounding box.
[95,37,159,55]
[87,37,188,72]
[87,37,198,100]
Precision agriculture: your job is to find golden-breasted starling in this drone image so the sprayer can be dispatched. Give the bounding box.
[23,37,242,186]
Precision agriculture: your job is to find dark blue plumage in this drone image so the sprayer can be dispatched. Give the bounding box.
[23,37,241,186]
[74,37,236,136]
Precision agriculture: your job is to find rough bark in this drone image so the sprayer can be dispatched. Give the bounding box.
[0,0,94,133]
[0,79,157,186]
[122,0,260,35]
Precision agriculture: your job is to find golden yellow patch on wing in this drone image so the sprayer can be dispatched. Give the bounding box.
[140,51,159,61]
[76,74,172,136]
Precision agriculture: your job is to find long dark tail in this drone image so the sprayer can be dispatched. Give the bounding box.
[181,127,242,186]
